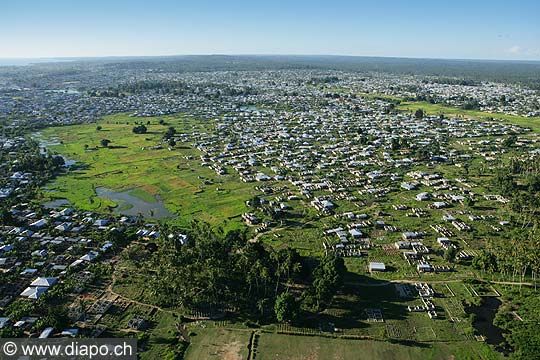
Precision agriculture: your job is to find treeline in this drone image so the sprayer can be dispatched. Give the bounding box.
[97,55,540,88]
[87,80,190,97]
[307,76,340,85]
[468,156,540,359]
[402,93,482,110]
[117,80,190,95]
[132,125,147,134]
[471,156,540,285]
[493,288,540,359]
[123,221,346,322]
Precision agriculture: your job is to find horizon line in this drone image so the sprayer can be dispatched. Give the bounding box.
[1,53,540,63]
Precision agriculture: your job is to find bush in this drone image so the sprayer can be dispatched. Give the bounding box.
[132,125,148,134]
[463,327,476,337]
[137,332,150,343]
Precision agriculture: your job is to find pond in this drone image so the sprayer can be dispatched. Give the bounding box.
[33,134,62,148]
[43,198,72,209]
[468,296,506,347]
[44,89,80,94]
[60,156,76,167]
[95,187,174,219]
[32,133,76,167]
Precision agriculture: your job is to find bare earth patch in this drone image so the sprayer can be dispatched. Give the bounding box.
[222,340,243,360]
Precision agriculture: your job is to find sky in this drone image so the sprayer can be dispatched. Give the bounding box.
[0,0,539,60]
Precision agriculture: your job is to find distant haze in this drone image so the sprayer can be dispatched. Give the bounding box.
[0,58,74,66]
[0,0,539,61]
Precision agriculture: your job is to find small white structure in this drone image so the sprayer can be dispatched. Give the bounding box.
[39,327,54,338]
[30,277,57,287]
[30,219,48,228]
[369,262,386,272]
[349,229,363,238]
[20,286,48,299]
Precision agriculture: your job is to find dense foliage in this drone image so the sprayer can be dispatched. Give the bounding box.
[117,221,349,323]
[301,255,346,312]
[493,289,540,359]
[132,124,148,134]
[144,222,305,317]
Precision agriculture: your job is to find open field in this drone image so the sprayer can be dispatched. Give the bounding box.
[37,113,258,229]
[396,101,540,132]
[184,327,252,360]
[329,88,540,132]
[3,57,540,360]
[183,327,502,360]
[255,333,502,360]
[180,281,506,359]
[137,312,179,360]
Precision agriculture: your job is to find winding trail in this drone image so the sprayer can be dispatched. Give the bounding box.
[249,227,285,243]
[106,267,175,314]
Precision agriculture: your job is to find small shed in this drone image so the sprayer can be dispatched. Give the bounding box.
[369,262,386,272]
[417,263,432,273]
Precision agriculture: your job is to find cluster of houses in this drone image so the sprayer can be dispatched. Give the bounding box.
[158,78,540,283]
[0,196,181,337]
[333,72,540,117]
[0,137,41,200]
[1,64,540,338]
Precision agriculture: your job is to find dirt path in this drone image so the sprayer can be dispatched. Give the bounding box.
[490,280,534,286]
[105,266,176,315]
[249,227,285,242]
[222,340,243,360]
[345,278,535,287]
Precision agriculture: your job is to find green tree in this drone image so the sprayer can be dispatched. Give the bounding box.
[444,247,458,262]
[502,135,517,148]
[463,197,475,208]
[509,323,540,360]
[471,251,498,273]
[164,126,177,139]
[274,292,299,323]
[100,139,111,148]
[302,254,346,311]
[132,125,148,134]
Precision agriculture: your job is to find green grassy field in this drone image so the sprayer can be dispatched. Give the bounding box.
[396,101,540,132]
[139,312,178,360]
[179,280,505,359]
[37,113,258,229]
[184,328,252,360]
[183,327,502,360]
[328,87,540,132]
[255,333,502,360]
